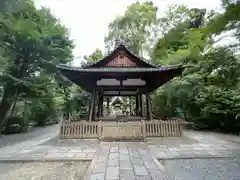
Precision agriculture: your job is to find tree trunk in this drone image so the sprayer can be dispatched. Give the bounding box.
[0,55,24,131]
[8,89,19,117]
[0,85,14,131]
[0,98,11,132]
[21,100,28,132]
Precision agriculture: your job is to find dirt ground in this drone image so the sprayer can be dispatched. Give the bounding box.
[0,161,90,180]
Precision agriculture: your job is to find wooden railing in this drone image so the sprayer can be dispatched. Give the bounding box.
[60,121,98,139]
[60,120,182,139]
[144,120,182,137]
[101,121,143,140]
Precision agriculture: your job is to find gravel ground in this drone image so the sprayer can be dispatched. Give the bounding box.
[0,161,89,180]
[160,157,240,180]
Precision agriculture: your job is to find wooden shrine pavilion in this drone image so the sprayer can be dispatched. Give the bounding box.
[57,44,184,122]
[111,97,123,107]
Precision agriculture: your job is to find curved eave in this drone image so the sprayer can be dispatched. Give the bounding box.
[57,64,185,73]
[57,64,185,93]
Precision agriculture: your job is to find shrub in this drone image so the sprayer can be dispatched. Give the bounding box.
[29,97,57,126]
[3,116,24,134]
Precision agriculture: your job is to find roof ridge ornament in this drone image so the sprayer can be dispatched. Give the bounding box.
[114,39,121,48]
[114,39,129,49]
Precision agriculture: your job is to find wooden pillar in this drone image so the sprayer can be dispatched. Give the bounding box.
[92,89,97,121]
[146,92,153,120]
[135,95,139,116]
[89,88,96,122]
[100,95,104,117]
[87,98,91,120]
[129,96,132,115]
[139,94,143,117]
[93,91,97,120]
[106,97,110,116]
[142,94,146,117]
[97,92,101,118]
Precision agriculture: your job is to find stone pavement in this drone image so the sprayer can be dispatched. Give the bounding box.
[0,124,99,161]
[160,157,240,180]
[1,127,240,180]
[0,125,60,148]
[146,131,240,159]
[0,124,60,160]
[84,130,240,180]
[0,139,98,161]
[85,142,168,180]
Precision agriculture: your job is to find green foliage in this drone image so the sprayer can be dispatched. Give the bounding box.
[65,85,91,120]
[3,116,24,134]
[29,95,57,126]
[0,0,239,135]
[208,1,240,36]
[151,3,240,133]
[105,1,157,55]
[83,48,103,63]
[0,0,74,131]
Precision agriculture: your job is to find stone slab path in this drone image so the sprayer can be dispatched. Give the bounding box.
[85,142,168,180]
[147,131,240,160]
[84,130,240,180]
[1,126,240,180]
[160,157,240,180]
[0,124,60,160]
[0,125,59,148]
[0,125,99,161]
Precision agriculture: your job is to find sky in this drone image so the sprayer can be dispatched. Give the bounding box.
[35,0,222,65]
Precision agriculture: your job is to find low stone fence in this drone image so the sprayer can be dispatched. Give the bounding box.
[60,120,182,140]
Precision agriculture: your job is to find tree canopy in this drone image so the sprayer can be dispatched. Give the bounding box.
[151,1,240,133]
[0,0,74,131]
[83,48,103,63]
[104,1,158,56]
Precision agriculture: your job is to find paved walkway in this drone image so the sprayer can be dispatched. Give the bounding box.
[0,124,60,160]
[0,127,240,180]
[146,131,240,159]
[0,124,59,148]
[86,142,167,180]
[84,131,240,180]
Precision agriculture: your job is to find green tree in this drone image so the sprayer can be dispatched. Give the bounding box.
[0,1,74,130]
[151,3,240,133]
[83,48,103,63]
[104,1,157,56]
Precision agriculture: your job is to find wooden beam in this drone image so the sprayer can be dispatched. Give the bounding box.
[98,85,147,92]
